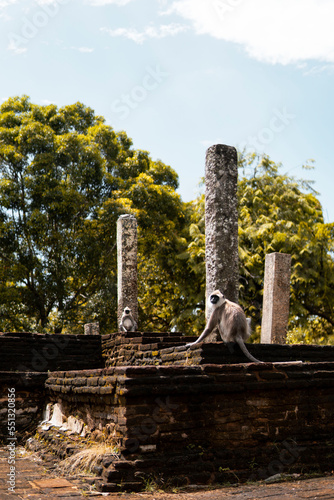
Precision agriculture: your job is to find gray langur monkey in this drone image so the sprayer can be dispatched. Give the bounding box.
[186,290,263,363]
[119,307,137,332]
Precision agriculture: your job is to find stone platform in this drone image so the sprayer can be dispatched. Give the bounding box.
[101,331,334,366]
[1,331,334,493]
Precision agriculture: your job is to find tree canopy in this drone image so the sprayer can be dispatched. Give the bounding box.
[238,153,334,343]
[0,96,184,333]
[0,96,333,343]
[182,153,334,344]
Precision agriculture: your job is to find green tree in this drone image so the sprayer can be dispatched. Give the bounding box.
[183,152,334,343]
[238,153,334,343]
[137,195,205,334]
[2,97,332,342]
[0,96,184,333]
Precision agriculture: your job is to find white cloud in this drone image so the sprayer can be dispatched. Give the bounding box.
[87,0,134,5]
[39,99,56,104]
[302,63,334,76]
[101,23,188,44]
[35,0,61,4]
[71,46,94,52]
[0,0,17,18]
[0,0,17,6]
[7,39,27,55]
[167,0,334,65]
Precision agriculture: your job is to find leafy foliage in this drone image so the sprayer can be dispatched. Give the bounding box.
[1,96,333,343]
[0,96,183,333]
[238,153,334,343]
[183,152,334,343]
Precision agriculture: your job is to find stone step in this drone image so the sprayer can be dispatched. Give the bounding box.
[95,479,143,492]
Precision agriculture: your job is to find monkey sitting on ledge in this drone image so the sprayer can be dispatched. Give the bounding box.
[186,290,263,363]
[119,307,137,332]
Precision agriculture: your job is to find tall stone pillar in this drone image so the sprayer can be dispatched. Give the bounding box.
[117,214,138,329]
[205,144,239,305]
[261,252,291,344]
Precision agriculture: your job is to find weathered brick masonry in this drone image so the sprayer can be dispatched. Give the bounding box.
[45,361,334,491]
[0,332,103,443]
[1,331,334,492]
[0,332,103,372]
[101,331,334,366]
[0,372,47,443]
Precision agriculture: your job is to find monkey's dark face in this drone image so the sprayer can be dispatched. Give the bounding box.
[210,294,220,305]
[209,290,225,307]
[124,308,131,315]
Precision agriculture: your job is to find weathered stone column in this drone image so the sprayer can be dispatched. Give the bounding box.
[117,214,138,329]
[205,144,239,305]
[261,252,291,344]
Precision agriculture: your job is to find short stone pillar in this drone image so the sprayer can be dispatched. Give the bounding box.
[84,322,100,335]
[205,144,239,304]
[117,214,138,329]
[261,252,292,344]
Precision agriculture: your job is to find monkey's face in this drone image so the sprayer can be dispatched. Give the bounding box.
[210,295,220,304]
[124,308,131,315]
[209,290,225,306]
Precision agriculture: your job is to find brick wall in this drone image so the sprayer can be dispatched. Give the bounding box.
[45,361,334,491]
[0,332,103,444]
[0,372,47,444]
[102,332,334,366]
[1,330,334,491]
[0,332,103,372]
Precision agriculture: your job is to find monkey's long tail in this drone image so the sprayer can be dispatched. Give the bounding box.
[236,337,263,363]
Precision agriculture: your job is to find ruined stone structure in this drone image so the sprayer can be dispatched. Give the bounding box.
[1,332,334,492]
[45,359,334,491]
[0,145,333,493]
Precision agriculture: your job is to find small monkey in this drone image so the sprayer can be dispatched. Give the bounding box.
[186,290,263,363]
[119,307,137,332]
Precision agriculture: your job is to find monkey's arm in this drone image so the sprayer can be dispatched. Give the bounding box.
[185,309,219,347]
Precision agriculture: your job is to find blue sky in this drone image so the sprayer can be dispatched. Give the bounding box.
[1,0,334,220]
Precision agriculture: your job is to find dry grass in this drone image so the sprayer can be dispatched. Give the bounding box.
[56,443,119,476]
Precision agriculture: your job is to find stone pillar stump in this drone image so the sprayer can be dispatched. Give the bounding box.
[84,322,100,335]
[261,252,291,344]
